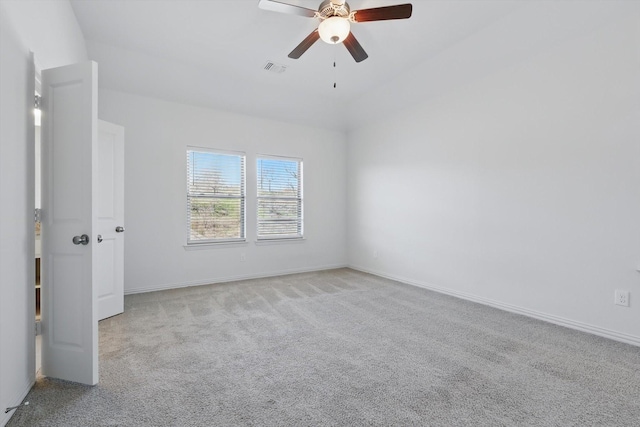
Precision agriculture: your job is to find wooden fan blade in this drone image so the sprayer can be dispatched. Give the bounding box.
[343,32,368,63]
[258,0,317,18]
[352,4,413,22]
[288,30,321,59]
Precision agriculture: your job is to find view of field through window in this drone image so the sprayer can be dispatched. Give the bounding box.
[187,150,245,242]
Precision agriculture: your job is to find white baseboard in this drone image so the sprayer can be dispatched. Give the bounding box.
[1,378,34,427]
[349,264,640,348]
[124,263,349,295]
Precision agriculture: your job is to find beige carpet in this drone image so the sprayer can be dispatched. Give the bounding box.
[8,268,640,426]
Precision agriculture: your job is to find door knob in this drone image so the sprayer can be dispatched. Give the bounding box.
[72,234,90,245]
[97,235,103,243]
[115,226,125,233]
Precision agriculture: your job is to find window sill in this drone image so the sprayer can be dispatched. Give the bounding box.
[183,240,248,250]
[255,237,305,246]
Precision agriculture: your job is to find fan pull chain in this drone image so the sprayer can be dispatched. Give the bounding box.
[333,48,337,89]
[333,47,338,89]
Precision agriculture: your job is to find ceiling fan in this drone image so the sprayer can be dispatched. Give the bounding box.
[258,0,413,63]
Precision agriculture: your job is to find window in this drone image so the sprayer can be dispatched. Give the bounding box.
[257,156,303,240]
[186,148,245,244]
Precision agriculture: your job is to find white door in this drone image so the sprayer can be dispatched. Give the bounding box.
[97,120,125,321]
[41,61,98,385]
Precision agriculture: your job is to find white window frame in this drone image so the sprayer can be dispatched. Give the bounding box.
[186,147,246,245]
[256,155,303,241]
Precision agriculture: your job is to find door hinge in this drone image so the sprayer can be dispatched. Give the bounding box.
[35,321,42,336]
[34,95,41,109]
[34,208,42,223]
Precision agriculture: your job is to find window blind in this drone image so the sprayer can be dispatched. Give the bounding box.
[187,148,245,243]
[257,157,303,239]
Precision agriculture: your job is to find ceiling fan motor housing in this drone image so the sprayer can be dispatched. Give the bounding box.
[318,0,350,18]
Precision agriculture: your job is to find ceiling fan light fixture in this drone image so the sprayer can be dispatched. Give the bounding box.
[318,16,350,44]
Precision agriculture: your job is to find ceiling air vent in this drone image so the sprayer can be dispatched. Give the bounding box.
[263,61,287,74]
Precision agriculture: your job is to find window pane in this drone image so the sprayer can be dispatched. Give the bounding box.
[188,197,244,240]
[258,198,299,220]
[188,151,243,196]
[257,158,300,197]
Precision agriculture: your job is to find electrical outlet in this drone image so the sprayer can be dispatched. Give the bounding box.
[240,253,246,262]
[614,290,629,307]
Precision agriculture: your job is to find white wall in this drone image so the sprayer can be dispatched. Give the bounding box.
[98,89,347,294]
[1,0,87,69]
[347,11,640,345]
[0,2,86,425]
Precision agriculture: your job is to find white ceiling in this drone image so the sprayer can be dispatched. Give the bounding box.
[68,0,631,131]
